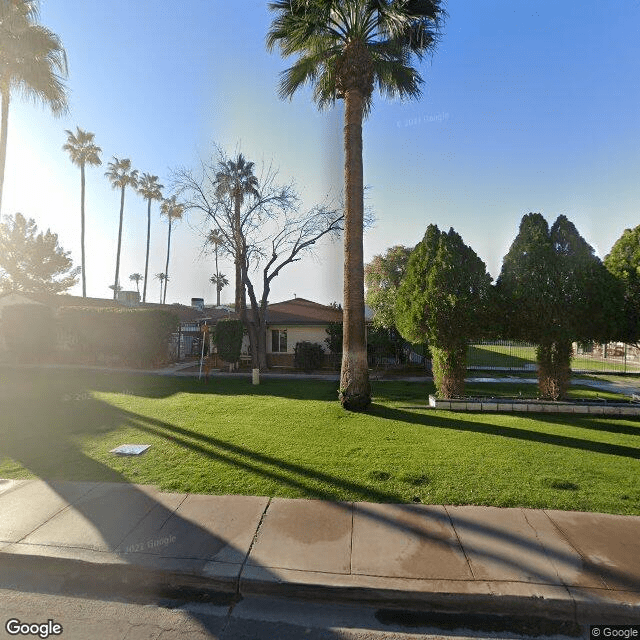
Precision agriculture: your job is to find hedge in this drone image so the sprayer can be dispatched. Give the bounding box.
[57,307,179,368]
[1,303,55,362]
[214,318,243,363]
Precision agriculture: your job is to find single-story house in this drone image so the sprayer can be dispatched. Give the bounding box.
[262,297,343,368]
[177,297,344,367]
[0,292,370,369]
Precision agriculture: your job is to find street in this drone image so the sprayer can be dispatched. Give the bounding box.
[0,588,585,640]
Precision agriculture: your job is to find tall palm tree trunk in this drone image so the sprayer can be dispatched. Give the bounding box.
[0,89,10,215]
[339,89,371,411]
[143,199,151,303]
[163,220,172,304]
[113,186,125,299]
[80,163,86,297]
[234,197,243,313]
[215,247,221,306]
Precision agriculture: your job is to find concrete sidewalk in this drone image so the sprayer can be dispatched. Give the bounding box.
[0,479,638,626]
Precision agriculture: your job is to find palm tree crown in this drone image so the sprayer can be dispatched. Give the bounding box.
[137,172,164,303]
[266,0,445,116]
[214,154,260,205]
[63,127,101,167]
[105,157,138,191]
[0,0,68,213]
[63,126,101,297]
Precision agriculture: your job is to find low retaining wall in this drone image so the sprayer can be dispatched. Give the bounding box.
[428,395,640,416]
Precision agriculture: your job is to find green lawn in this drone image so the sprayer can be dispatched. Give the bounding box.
[0,367,638,515]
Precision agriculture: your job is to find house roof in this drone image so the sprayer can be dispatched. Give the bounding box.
[0,293,353,326]
[0,292,228,324]
[0,292,48,318]
[265,298,342,326]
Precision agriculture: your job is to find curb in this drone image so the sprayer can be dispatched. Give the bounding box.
[1,548,638,628]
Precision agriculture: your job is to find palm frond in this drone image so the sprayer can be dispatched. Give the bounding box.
[138,173,164,200]
[267,0,446,114]
[63,127,102,167]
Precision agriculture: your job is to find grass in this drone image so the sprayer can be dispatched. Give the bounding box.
[468,343,640,373]
[0,366,638,515]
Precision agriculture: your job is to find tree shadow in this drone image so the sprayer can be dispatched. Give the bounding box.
[368,405,640,460]
[524,413,640,438]
[0,382,277,614]
[0,364,343,402]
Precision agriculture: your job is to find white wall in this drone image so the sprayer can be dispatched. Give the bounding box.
[267,325,329,353]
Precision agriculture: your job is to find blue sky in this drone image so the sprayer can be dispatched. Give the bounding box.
[3,0,639,306]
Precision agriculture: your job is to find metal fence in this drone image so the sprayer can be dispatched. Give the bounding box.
[468,340,640,374]
[368,339,640,374]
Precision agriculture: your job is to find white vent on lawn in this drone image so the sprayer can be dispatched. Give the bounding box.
[110,444,151,456]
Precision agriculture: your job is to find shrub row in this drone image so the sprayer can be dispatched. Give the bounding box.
[1,304,55,362]
[1,304,179,368]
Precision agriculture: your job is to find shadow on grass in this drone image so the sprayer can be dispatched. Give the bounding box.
[2,376,639,595]
[0,395,281,615]
[467,345,536,369]
[524,413,640,438]
[369,405,640,460]
[0,365,342,402]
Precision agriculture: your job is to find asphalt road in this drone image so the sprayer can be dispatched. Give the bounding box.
[0,588,588,640]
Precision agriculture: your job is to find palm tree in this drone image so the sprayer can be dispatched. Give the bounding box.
[207,228,227,305]
[129,272,142,294]
[267,0,445,411]
[154,272,167,304]
[209,273,229,307]
[207,228,225,273]
[105,157,138,299]
[63,127,102,297]
[137,173,163,303]
[213,154,259,314]
[0,0,68,214]
[160,195,184,304]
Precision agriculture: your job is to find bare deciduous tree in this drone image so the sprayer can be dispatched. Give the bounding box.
[173,146,343,369]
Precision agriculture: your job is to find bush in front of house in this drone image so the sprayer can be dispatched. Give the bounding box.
[324,321,342,370]
[213,318,243,364]
[294,341,324,372]
[1,303,55,362]
[57,307,178,368]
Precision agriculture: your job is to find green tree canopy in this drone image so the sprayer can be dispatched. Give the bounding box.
[396,225,492,398]
[497,213,622,399]
[0,212,79,293]
[365,245,411,330]
[604,224,640,347]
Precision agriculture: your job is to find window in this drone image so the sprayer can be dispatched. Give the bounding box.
[271,329,287,353]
